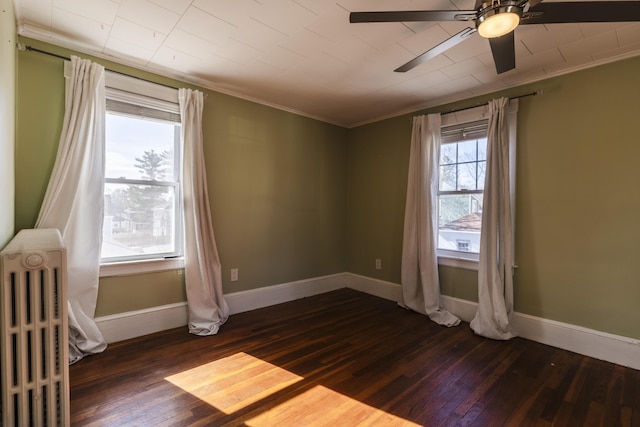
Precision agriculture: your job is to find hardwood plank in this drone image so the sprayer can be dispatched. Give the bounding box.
[632,370,640,427]
[69,288,640,426]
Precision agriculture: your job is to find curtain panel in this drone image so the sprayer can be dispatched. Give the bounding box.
[401,114,461,327]
[36,56,107,364]
[179,89,229,335]
[470,97,519,340]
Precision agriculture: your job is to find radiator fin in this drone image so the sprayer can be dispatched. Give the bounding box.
[1,229,69,427]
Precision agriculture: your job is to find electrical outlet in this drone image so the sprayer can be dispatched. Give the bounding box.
[231,268,238,282]
[375,259,382,270]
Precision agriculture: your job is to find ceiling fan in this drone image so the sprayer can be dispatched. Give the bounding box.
[349,0,640,74]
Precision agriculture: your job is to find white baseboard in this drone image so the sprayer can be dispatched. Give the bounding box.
[345,273,403,302]
[95,272,640,371]
[511,311,640,371]
[95,301,188,344]
[96,273,349,343]
[345,273,640,371]
[225,273,348,315]
[440,295,477,322]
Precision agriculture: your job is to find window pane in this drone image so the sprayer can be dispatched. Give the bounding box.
[102,182,176,259]
[457,162,477,190]
[478,138,487,161]
[438,194,483,254]
[440,144,457,165]
[439,165,457,191]
[477,160,486,189]
[457,140,477,162]
[105,113,178,181]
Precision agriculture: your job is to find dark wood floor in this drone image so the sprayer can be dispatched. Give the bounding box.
[70,288,640,426]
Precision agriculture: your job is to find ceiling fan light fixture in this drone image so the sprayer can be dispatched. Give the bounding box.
[477,5,522,38]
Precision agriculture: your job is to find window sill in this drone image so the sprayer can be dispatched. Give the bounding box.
[437,254,479,271]
[99,257,185,277]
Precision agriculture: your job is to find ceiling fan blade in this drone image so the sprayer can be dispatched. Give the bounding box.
[523,1,640,24]
[395,27,477,72]
[350,10,476,23]
[489,31,516,74]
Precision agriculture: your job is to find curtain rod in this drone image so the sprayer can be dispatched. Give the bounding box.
[444,90,541,115]
[17,43,181,91]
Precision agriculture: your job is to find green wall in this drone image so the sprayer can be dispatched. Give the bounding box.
[15,38,347,317]
[346,118,409,282]
[347,56,640,340]
[205,93,348,291]
[14,36,640,341]
[0,0,15,248]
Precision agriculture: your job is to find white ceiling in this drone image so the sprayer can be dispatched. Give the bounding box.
[13,0,640,127]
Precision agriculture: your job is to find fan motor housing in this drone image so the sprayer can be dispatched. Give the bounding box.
[477,2,524,38]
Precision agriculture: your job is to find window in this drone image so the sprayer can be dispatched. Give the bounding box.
[437,120,488,261]
[456,240,471,252]
[101,87,183,265]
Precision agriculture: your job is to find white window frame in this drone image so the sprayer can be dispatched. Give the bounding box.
[100,72,185,277]
[436,101,518,271]
[437,119,488,270]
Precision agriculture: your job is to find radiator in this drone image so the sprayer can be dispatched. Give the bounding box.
[0,229,70,427]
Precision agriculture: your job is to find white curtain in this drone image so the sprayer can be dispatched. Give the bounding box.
[36,56,107,364]
[470,97,518,340]
[179,89,229,335]
[401,114,460,327]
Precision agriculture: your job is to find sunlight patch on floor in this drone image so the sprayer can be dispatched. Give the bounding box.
[246,385,421,426]
[164,352,303,415]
